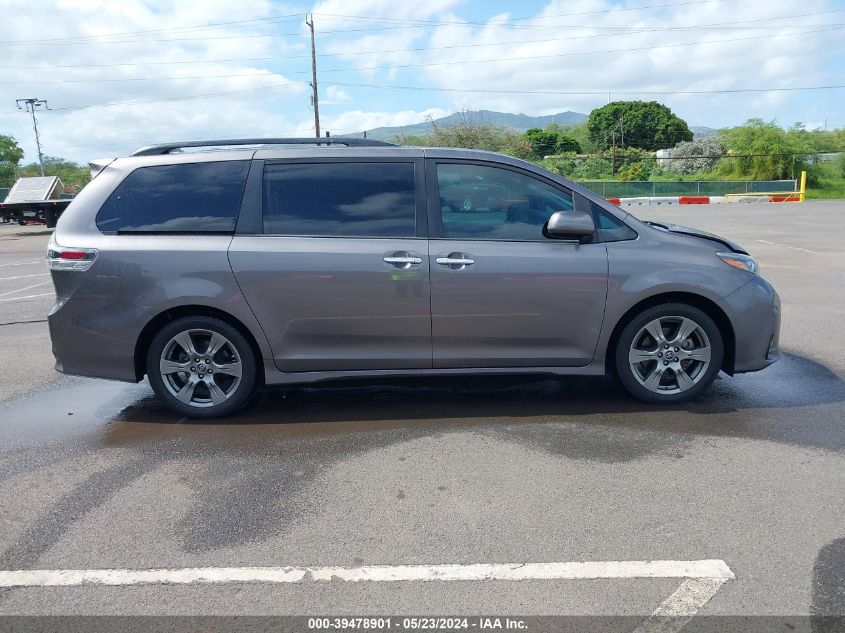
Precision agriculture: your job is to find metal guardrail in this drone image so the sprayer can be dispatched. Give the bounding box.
[579,180,797,198]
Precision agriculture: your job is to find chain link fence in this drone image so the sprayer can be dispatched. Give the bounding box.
[579,180,797,198]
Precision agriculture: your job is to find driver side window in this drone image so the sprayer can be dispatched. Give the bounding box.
[436,163,574,241]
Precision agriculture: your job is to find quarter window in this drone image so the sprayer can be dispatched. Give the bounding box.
[436,163,575,241]
[592,203,638,242]
[262,162,417,237]
[96,161,249,233]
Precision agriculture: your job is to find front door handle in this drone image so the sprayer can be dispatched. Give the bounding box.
[435,253,475,270]
[384,251,423,269]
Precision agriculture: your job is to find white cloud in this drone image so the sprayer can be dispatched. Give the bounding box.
[0,0,306,162]
[316,108,451,135]
[324,85,353,103]
[1,0,841,164]
[413,0,842,124]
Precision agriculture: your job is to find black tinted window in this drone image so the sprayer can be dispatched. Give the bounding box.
[593,204,637,242]
[263,162,416,237]
[436,163,574,240]
[97,161,249,233]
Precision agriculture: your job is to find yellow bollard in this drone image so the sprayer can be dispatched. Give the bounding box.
[799,170,807,202]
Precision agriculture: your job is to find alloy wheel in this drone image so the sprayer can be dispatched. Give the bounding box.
[159,328,243,408]
[628,316,712,395]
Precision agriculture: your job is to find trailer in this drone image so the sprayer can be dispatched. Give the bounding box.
[0,176,73,228]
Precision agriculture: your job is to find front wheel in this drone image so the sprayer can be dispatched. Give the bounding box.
[615,303,723,404]
[147,316,257,418]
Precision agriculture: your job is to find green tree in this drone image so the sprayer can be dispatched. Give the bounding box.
[717,119,815,180]
[525,128,559,157]
[0,135,24,188]
[524,127,581,158]
[587,101,693,152]
[554,135,581,154]
[17,155,91,191]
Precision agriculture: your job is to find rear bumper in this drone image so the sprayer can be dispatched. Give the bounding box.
[719,276,781,373]
[48,293,140,383]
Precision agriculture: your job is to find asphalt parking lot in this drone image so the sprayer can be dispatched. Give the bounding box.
[0,202,843,629]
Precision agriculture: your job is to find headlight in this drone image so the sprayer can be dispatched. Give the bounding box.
[716,251,758,274]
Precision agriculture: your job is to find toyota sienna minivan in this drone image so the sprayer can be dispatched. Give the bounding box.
[47,138,780,418]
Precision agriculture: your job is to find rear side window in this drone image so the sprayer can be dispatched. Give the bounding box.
[96,161,249,233]
[262,162,416,237]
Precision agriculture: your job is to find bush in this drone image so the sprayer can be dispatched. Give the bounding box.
[574,157,612,180]
[538,154,577,178]
[400,114,533,160]
[663,137,725,175]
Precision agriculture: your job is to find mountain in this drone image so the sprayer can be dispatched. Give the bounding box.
[691,125,719,139]
[348,110,589,141]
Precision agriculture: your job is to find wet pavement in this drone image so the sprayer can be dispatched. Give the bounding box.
[0,203,843,619]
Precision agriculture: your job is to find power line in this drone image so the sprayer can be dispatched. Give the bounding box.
[3,20,841,70]
[317,7,843,30]
[324,81,845,96]
[2,80,841,118]
[3,25,839,85]
[0,1,718,44]
[2,9,842,45]
[0,12,305,45]
[314,26,843,76]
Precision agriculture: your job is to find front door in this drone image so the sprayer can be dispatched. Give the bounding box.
[229,159,431,372]
[427,161,608,368]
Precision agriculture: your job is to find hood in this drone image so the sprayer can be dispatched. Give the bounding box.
[644,221,748,254]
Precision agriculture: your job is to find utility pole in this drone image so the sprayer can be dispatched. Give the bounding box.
[16,98,49,176]
[620,115,624,148]
[305,14,320,138]
[611,130,616,176]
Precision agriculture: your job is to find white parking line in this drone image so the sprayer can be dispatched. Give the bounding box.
[0,560,734,624]
[0,280,51,298]
[0,560,733,587]
[0,292,54,304]
[0,260,41,267]
[0,272,49,281]
[634,577,730,633]
[754,239,815,254]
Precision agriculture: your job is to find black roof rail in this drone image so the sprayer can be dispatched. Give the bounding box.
[132,137,397,156]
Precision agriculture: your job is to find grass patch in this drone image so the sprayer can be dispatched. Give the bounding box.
[806,175,845,200]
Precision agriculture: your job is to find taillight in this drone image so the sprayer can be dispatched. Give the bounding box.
[46,245,98,271]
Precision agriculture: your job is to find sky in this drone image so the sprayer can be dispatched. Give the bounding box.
[0,0,843,164]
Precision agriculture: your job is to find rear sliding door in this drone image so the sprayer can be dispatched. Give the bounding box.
[229,158,431,372]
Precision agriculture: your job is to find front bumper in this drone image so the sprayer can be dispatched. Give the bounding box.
[719,276,781,373]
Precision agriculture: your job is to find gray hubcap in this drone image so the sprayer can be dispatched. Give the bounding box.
[159,329,242,408]
[628,316,711,395]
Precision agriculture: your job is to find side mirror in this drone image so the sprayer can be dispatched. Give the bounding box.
[545,210,595,240]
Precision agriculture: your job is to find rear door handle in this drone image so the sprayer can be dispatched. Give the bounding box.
[384,251,423,269]
[435,253,475,270]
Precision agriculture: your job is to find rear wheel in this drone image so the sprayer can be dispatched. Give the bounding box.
[615,303,723,404]
[146,316,257,418]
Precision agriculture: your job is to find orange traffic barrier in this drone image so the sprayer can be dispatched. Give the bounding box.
[769,195,800,202]
[607,198,621,205]
[679,196,710,204]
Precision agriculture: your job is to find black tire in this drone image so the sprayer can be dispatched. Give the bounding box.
[614,303,724,404]
[146,316,257,418]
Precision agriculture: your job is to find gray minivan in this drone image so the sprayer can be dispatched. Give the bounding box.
[47,138,780,418]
